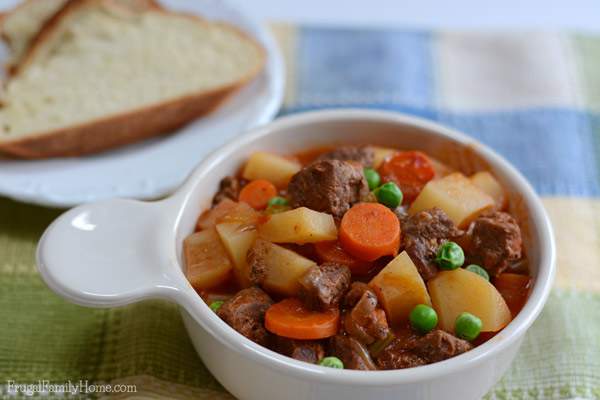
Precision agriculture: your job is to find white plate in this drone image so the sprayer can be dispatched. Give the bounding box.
[0,0,284,208]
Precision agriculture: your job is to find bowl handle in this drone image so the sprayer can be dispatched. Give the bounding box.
[36,198,198,312]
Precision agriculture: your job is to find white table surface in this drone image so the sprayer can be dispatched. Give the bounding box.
[228,0,600,32]
[0,0,598,31]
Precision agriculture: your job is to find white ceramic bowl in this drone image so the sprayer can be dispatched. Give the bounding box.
[36,109,555,400]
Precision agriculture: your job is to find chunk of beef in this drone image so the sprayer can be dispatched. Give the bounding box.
[402,208,463,281]
[376,330,472,370]
[343,282,374,308]
[217,287,273,346]
[271,336,324,364]
[316,146,375,168]
[329,335,377,370]
[376,341,427,369]
[343,289,390,345]
[288,160,369,218]
[246,239,269,285]
[212,176,240,206]
[298,263,352,310]
[410,330,473,363]
[468,211,523,277]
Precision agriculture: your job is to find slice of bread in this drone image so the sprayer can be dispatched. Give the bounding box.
[0,0,67,72]
[0,0,265,158]
[1,0,162,74]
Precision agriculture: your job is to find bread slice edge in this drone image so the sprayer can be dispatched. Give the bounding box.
[0,78,251,158]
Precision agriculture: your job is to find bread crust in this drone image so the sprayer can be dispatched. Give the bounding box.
[0,82,245,158]
[0,0,266,158]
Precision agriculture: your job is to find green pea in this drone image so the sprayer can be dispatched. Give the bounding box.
[267,196,289,207]
[374,182,403,208]
[435,241,465,270]
[409,304,438,334]
[318,356,344,369]
[465,264,490,281]
[363,168,381,190]
[455,312,482,341]
[209,301,224,312]
[266,196,290,214]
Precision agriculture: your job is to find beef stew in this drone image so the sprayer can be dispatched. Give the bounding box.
[183,145,532,370]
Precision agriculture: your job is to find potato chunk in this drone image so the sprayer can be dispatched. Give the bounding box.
[242,152,301,187]
[470,171,507,210]
[258,207,337,244]
[184,229,232,290]
[372,146,397,169]
[216,222,258,287]
[196,200,259,230]
[409,172,494,228]
[249,239,317,296]
[427,268,511,333]
[369,251,431,326]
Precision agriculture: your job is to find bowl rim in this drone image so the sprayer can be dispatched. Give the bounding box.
[173,108,556,385]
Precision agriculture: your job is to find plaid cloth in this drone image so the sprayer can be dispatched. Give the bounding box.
[1,24,600,399]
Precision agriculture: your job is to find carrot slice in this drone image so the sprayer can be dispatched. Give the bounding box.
[238,179,277,210]
[493,273,532,317]
[314,240,375,275]
[379,151,435,204]
[339,203,400,262]
[265,298,340,340]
